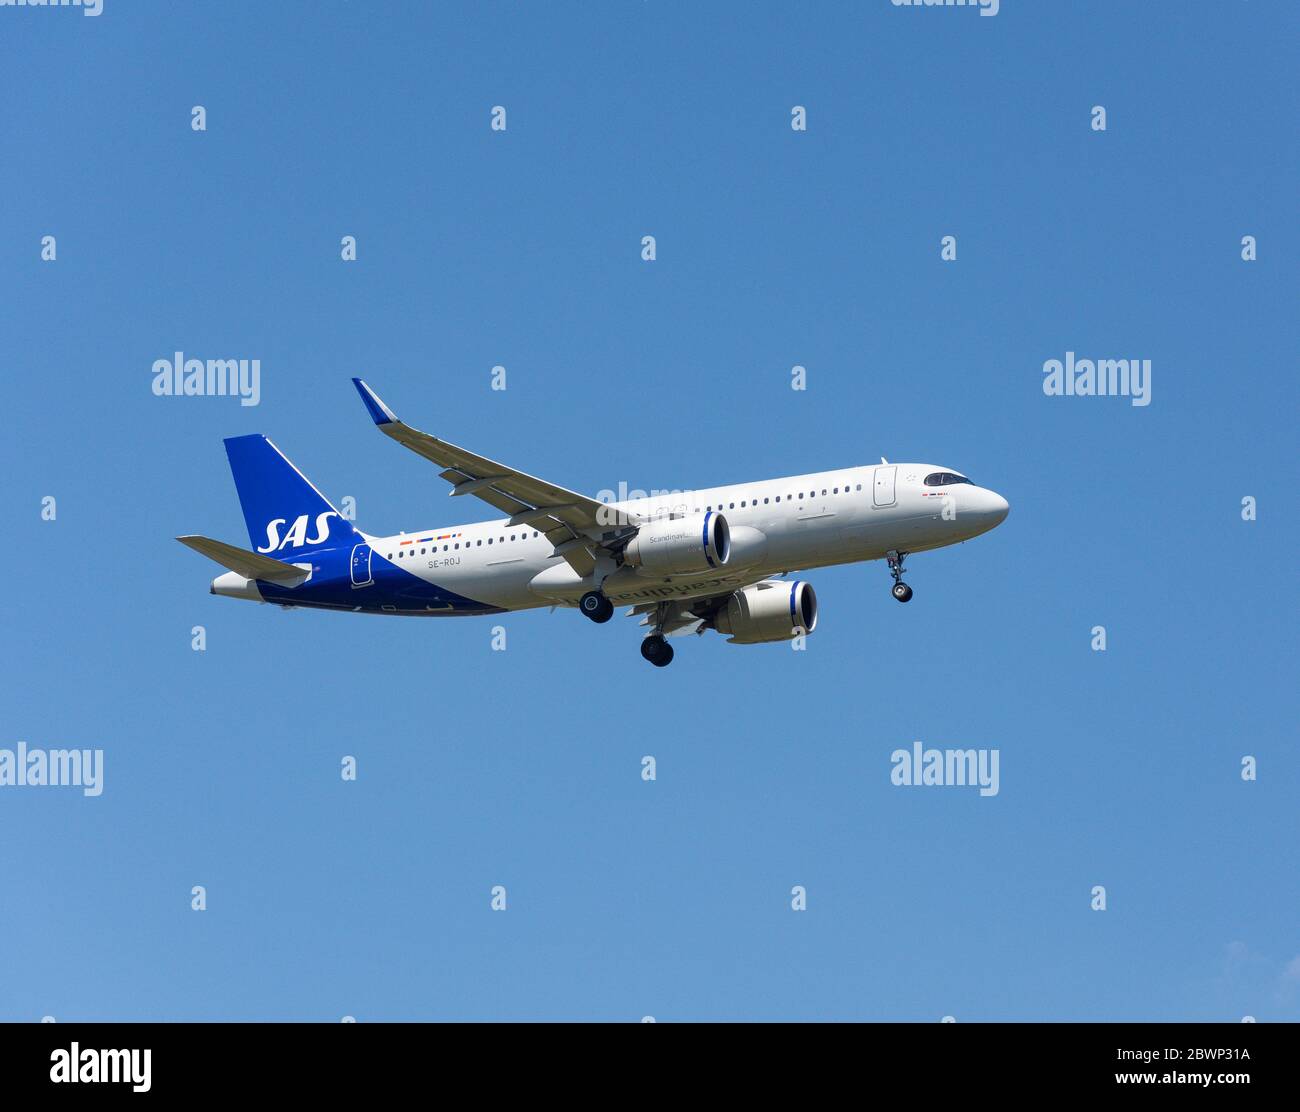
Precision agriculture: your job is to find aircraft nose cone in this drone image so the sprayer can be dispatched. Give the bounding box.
[965,488,1009,529]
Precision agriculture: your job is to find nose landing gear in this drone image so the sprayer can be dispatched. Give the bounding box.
[886,550,913,603]
[579,590,614,623]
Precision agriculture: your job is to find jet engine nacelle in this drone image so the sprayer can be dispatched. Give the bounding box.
[623,512,730,576]
[714,579,818,644]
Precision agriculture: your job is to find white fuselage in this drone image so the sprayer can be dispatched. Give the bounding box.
[359,462,1008,613]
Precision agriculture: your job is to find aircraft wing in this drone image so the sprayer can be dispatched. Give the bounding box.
[352,379,632,577]
[624,588,743,638]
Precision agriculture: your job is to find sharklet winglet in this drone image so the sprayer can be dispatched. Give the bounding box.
[352,378,399,426]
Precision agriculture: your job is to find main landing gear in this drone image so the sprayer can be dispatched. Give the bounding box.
[580,592,675,666]
[640,634,674,668]
[579,590,614,623]
[887,550,913,603]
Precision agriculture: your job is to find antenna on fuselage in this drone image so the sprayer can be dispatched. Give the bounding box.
[880,457,888,464]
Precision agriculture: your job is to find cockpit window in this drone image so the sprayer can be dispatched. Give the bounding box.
[923,471,973,487]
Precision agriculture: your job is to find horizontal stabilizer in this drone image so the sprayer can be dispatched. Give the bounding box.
[176,535,311,585]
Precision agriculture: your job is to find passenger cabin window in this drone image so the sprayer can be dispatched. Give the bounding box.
[923,472,973,487]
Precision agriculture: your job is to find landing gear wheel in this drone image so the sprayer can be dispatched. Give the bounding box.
[886,550,913,603]
[640,634,674,667]
[579,590,614,624]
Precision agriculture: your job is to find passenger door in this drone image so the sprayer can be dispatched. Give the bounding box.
[872,466,897,508]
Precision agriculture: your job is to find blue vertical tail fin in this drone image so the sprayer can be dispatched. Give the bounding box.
[223,434,361,557]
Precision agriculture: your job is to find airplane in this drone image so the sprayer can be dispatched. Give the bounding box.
[178,379,1010,667]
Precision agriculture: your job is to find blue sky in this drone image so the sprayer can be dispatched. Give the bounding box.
[2,1,1296,1021]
